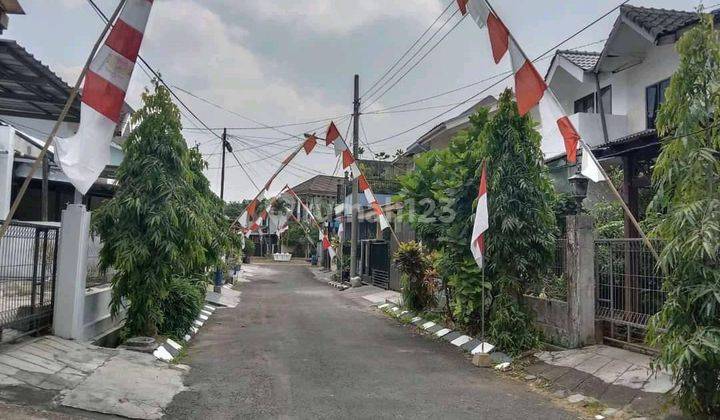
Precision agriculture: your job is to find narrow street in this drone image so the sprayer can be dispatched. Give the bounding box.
[164,263,574,419]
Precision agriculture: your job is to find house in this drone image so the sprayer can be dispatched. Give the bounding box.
[542,5,720,236]
[0,38,131,222]
[399,95,497,164]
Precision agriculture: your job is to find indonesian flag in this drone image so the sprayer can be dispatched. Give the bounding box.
[322,235,336,260]
[370,201,391,231]
[56,0,154,194]
[342,149,355,169]
[471,162,489,269]
[303,134,317,155]
[326,122,341,146]
[462,0,580,164]
[581,142,604,183]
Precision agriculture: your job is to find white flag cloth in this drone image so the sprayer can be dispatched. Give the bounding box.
[337,219,344,240]
[471,162,489,269]
[56,0,153,194]
[581,143,604,183]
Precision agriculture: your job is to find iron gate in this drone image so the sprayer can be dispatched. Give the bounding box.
[595,238,665,351]
[368,240,390,290]
[0,222,59,340]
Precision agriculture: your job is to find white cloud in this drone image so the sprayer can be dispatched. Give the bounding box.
[245,0,445,35]
[137,0,345,123]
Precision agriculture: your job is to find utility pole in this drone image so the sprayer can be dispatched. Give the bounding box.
[214,128,231,293]
[350,75,360,282]
[220,128,228,200]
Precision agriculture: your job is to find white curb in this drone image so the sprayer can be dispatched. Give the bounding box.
[451,335,472,347]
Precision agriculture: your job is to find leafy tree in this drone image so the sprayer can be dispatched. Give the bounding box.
[396,90,556,354]
[374,151,391,161]
[647,13,720,416]
[94,83,235,337]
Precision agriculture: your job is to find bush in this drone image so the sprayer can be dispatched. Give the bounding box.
[395,242,437,312]
[158,276,206,340]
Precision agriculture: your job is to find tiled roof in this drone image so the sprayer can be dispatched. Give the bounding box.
[290,175,344,197]
[620,5,717,39]
[557,50,601,71]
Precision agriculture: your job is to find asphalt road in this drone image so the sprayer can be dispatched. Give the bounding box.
[164,263,575,419]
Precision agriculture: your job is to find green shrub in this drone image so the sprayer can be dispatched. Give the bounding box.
[158,276,205,340]
[394,242,437,312]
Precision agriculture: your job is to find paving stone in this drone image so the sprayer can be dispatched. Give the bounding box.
[13,370,51,387]
[613,365,651,390]
[0,355,55,375]
[0,361,20,376]
[21,345,60,364]
[524,375,537,381]
[6,351,65,373]
[641,371,674,394]
[552,351,595,369]
[594,359,633,384]
[441,331,463,343]
[600,383,640,407]
[575,354,613,375]
[0,372,25,386]
[554,368,592,391]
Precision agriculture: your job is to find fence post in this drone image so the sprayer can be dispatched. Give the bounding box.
[566,214,595,348]
[53,204,91,340]
[0,126,15,219]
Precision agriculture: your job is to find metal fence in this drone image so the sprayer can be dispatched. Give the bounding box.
[0,222,59,339]
[595,238,665,349]
[86,236,113,288]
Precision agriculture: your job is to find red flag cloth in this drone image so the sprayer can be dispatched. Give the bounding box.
[509,40,547,116]
[457,0,468,15]
[371,201,383,217]
[342,149,355,169]
[246,199,258,218]
[471,162,489,268]
[487,12,509,64]
[326,122,341,146]
[303,135,317,155]
[358,174,370,192]
[322,235,331,249]
[557,116,580,163]
[260,209,268,220]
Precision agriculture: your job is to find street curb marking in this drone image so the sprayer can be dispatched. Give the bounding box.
[451,335,472,347]
[435,328,452,337]
[421,322,436,330]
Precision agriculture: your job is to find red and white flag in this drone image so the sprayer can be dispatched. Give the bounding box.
[460,0,581,165]
[471,162,489,269]
[326,121,347,157]
[56,0,154,194]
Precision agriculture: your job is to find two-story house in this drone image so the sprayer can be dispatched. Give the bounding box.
[542,5,719,237]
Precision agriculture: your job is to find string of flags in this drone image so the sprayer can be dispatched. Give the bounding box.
[457,0,603,181]
[56,0,154,195]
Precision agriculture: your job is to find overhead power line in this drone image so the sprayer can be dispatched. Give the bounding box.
[361,0,456,99]
[365,0,631,147]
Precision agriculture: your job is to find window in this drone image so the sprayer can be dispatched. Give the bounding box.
[574,93,595,114]
[599,85,612,114]
[646,78,670,128]
[573,86,612,115]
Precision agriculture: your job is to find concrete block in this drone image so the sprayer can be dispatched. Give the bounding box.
[441,331,463,343]
[434,328,452,337]
[420,322,435,330]
[0,355,55,375]
[450,335,472,347]
[472,353,492,367]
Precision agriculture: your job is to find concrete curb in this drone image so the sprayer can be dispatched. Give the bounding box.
[153,304,217,362]
[375,302,507,362]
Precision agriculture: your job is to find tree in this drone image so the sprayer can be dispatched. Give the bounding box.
[647,13,720,416]
[94,83,235,337]
[396,90,557,354]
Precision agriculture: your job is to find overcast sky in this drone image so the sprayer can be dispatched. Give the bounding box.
[4,0,704,201]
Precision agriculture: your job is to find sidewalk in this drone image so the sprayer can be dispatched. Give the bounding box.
[0,335,186,419]
[525,345,675,417]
